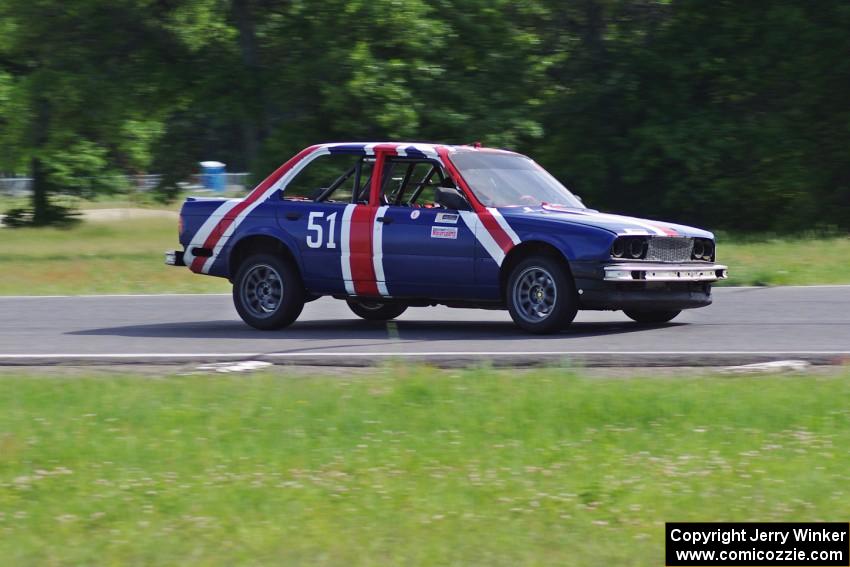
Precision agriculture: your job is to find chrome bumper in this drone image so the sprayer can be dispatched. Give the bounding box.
[165,250,185,267]
[603,263,728,282]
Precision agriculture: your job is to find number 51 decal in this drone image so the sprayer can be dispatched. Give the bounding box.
[306,211,338,249]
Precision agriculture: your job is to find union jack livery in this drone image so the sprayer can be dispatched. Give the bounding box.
[166,142,728,333]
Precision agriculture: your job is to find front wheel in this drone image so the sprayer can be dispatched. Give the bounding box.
[623,309,681,324]
[233,253,305,330]
[347,300,407,321]
[506,255,578,334]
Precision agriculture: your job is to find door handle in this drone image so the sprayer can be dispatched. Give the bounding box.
[377,216,393,224]
[285,212,301,220]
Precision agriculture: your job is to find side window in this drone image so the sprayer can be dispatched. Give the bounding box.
[353,159,374,203]
[283,154,371,203]
[411,175,440,207]
[380,159,445,206]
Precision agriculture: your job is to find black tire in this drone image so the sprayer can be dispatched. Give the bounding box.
[623,309,681,324]
[232,253,305,330]
[347,300,407,321]
[506,255,578,334]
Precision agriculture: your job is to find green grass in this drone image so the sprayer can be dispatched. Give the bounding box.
[718,236,850,286]
[1,367,849,565]
[0,213,848,294]
[0,217,230,295]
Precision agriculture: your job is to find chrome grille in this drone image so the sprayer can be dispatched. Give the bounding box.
[646,237,693,263]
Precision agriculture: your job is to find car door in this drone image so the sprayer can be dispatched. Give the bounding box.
[375,157,478,299]
[276,152,374,294]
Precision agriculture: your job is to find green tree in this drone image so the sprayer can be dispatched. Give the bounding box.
[3,0,848,232]
[0,0,209,224]
[532,0,850,231]
[171,0,552,182]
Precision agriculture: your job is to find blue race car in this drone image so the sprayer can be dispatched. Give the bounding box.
[167,142,727,333]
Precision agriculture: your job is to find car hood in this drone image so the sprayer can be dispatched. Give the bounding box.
[498,204,714,238]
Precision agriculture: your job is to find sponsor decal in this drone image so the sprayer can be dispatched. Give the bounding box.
[431,226,458,239]
[410,209,420,220]
[435,212,458,224]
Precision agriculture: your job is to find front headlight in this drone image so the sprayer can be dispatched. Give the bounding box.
[611,236,648,260]
[691,238,715,261]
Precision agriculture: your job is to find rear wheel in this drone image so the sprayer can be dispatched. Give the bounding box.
[506,255,577,334]
[233,253,305,330]
[623,309,681,324]
[347,300,407,321]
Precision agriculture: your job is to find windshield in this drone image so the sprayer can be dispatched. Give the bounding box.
[451,152,585,209]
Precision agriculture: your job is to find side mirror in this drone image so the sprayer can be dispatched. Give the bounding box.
[439,177,457,189]
[435,186,470,211]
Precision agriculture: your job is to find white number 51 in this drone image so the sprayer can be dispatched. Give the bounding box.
[306,211,337,249]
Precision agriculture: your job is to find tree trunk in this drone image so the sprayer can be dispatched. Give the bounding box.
[582,0,607,69]
[30,97,51,226]
[31,157,50,225]
[231,0,262,169]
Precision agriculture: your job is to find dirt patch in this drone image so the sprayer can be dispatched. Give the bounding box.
[78,208,178,222]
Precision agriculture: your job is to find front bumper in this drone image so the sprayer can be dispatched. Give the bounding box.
[572,261,727,311]
[165,250,185,267]
[603,263,728,282]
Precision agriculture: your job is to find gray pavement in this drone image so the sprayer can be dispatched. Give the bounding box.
[0,286,848,366]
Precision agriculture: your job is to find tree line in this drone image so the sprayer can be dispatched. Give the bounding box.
[1,0,848,231]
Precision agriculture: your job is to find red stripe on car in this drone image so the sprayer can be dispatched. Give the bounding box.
[476,208,515,254]
[349,201,379,296]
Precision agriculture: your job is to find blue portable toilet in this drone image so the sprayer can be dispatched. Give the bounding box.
[200,161,226,192]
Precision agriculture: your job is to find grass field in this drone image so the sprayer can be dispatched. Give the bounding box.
[719,236,850,286]
[0,366,848,565]
[0,214,848,294]
[0,218,230,295]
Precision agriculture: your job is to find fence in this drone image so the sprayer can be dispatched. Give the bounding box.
[0,177,33,197]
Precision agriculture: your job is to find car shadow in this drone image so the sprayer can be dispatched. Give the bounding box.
[68,318,676,341]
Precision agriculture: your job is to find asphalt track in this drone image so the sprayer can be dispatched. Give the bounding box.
[0,286,848,366]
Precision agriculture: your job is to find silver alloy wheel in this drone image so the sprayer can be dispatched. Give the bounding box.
[512,266,557,323]
[241,263,283,318]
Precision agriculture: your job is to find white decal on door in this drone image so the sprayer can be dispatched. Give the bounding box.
[306,211,338,249]
[430,226,458,239]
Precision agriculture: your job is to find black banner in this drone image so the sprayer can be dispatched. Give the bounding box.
[666,523,849,566]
